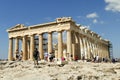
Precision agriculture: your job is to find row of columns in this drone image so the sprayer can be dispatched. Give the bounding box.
[8,30,72,61]
[8,30,109,61]
[69,31,109,60]
[79,35,109,59]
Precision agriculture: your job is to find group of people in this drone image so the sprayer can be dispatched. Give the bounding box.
[33,48,55,65]
[15,48,55,65]
[44,52,55,62]
[15,49,23,61]
[81,53,110,63]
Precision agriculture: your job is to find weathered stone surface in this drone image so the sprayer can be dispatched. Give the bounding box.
[7,17,110,61]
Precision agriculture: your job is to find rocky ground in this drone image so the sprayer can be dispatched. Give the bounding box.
[0,60,120,80]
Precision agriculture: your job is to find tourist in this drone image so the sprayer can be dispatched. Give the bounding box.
[102,57,105,62]
[112,58,116,63]
[48,52,54,62]
[33,48,39,65]
[75,55,78,61]
[61,57,65,61]
[96,55,99,62]
[70,54,73,61]
[44,52,48,61]
[82,53,85,62]
[15,49,19,60]
[19,50,23,61]
[93,56,96,62]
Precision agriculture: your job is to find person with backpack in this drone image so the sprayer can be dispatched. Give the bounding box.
[33,48,39,65]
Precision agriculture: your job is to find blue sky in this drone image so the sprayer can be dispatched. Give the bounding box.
[0,0,120,59]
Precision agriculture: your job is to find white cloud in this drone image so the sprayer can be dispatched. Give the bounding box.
[105,0,120,12]
[93,19,98,24]
[86,12,99,18]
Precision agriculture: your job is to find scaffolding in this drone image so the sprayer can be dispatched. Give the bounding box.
[108,41,113,59]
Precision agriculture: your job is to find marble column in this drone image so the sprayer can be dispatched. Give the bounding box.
[30,35,34,60]
[8,38,13,61]
[48,32,52,53]
[76,33,80,59]
[103,45,105,58]
[97,44,100,57]
[95,44,97,56]
[99,44,102,58]
[27,40,30,59]
[79,35,83,59]
[22,36,27,60]
[58,31,63,58]
[15,38,19,51]
[92,42,95,57]
[67,30,72,56]
[14,38,19,59]
[102,44,104,58]
[72,32,75,60]
[86,38,90,59]
[83,36,87,59]
[89,40,93,59]
[39,34,44,60]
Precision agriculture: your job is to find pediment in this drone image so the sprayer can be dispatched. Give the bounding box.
[9,24,26,30]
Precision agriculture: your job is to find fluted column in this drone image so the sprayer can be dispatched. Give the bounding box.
[95,44,97,56]
[15,38,19,51]
[92,42,95,57]
[30,35,34,60]
[80,35,85,59]
[97,43,100,57]
[58,31,63,58]
[67,30,72,56]
[14,38,19,59]
[39,34,44,60]
[89,40,93,59]
[103,45,105,57]
[83,36,87,59]
[8,38,13,61]
[86,38,90,59]
[101,44,104,58]
[22,36,27,60]
[48,32,52,53]
[27,40,30,59]
[79,35,83,59]
[72,32,75,60]
[76,33,80,59]
[99,44,102,58]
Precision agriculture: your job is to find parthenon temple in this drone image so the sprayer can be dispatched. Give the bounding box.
[7,17,110,61]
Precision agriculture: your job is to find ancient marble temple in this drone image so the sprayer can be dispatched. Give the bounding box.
[7,17,110,61]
